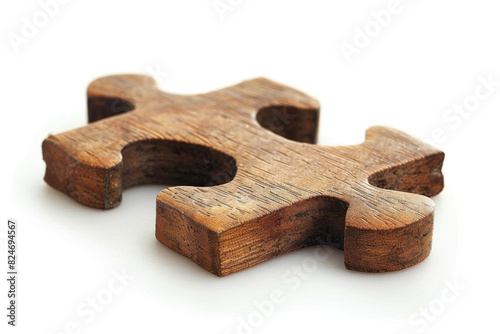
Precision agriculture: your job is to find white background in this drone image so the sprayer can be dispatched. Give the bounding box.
[1,1,499,333]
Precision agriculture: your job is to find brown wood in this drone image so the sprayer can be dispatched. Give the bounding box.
[42,75,445,276]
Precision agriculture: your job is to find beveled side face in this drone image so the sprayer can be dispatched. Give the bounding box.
[43,74,445,276]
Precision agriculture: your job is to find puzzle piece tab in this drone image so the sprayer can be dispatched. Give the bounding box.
[43,75,444,276]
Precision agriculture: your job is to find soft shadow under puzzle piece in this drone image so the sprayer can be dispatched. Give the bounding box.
[43,75,444,276]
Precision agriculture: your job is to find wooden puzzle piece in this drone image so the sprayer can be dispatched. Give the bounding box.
[42,75,444,276]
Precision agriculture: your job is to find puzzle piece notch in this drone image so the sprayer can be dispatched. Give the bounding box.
[87,74,320,142]
[156,126,443,275]
[42,75,445,276]
[43,75,321,209]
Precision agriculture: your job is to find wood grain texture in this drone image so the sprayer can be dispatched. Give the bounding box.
[42,75,445,276]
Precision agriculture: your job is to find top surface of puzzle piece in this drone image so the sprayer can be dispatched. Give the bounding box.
[42,75,444,276]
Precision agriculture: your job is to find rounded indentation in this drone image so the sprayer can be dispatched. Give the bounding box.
[121,139,237,189]
[256,105,319,143]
